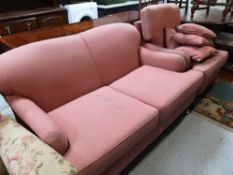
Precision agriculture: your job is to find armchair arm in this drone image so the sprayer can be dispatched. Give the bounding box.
[139,46,188,72]
[0,115,79,175]
[142,42,191,69]
[6,96,69,155]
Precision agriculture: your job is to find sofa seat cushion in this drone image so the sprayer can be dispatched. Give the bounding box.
[48,87,158,174]
[191,50,228,92]
[110,66,203,121]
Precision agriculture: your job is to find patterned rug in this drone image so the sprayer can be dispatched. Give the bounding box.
[194,69,233,128]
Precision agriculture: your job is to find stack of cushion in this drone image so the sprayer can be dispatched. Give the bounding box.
[165,23,218,62]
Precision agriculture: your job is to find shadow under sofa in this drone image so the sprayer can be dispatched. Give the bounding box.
[0,23,228,175]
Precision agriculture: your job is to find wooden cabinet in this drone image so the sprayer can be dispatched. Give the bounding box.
[0,1,68,36]
[37,10,67,27]
[0,18,37,35]
[0,11,139,54]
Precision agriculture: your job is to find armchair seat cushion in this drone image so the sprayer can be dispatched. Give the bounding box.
[110,66,203,121]
[48,87,158,175]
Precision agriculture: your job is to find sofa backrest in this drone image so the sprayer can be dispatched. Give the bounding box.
[0,23,141,112]
[0,34,102,112]
[80,23,141,85]
[140,4,181,47]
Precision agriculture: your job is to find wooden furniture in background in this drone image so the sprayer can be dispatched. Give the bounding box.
[0,10,138,53]
[167,0,189,14]
[223,0,233,20]
[97,0,158,18]
[191,0,233,20]
[0,0,68,36]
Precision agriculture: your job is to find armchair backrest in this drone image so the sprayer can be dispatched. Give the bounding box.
[0,23,141,112]
[140,4,181,47]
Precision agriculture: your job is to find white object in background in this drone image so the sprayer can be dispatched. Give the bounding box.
[63,2,98,24]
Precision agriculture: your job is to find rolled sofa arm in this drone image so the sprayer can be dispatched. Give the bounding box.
[139,46,188,72]
[6,96,69,155]
[0,115,79,175]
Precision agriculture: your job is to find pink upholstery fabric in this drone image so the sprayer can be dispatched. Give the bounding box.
[110,66,203,121]
[80,23,141,85]
[141,4,181,47]
[165,27,179,49]
[176,46,218,62]
[0,23,141,112]
[173,33,214,47]
[142,42,191,69]
[6,95,69,154]
[139,47,188,72]
[0,34,102,112]
[104,94,195,175]
[48,87,158,175]
[192,50,228,92]
[139,4,228,94]
[177,23,216,39]
[134,21,142,37]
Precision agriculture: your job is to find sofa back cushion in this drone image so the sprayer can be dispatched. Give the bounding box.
[0,23,141,112]
[80,23,141,85]
[141,4,181,47]
[0,34,102,112]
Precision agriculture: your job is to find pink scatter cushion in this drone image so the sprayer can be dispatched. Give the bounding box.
[173,33,214,47]
[177,23,216,39]
[175,46,218,62]
[165,27,180,49]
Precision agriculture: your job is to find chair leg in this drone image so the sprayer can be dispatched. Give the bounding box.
[205,0,210,16]
[185,0,189,14]
[222,0,233,20]
[206,5,210,16]
[179,0,182,8]
[191,2,198,18]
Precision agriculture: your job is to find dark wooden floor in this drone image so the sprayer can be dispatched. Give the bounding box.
[178,5,233,33]
[180,5,233,25]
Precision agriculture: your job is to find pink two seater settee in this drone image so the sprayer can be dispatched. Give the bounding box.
[0,23,227,174]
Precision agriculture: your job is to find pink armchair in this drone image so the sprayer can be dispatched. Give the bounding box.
[136,4,228,92]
